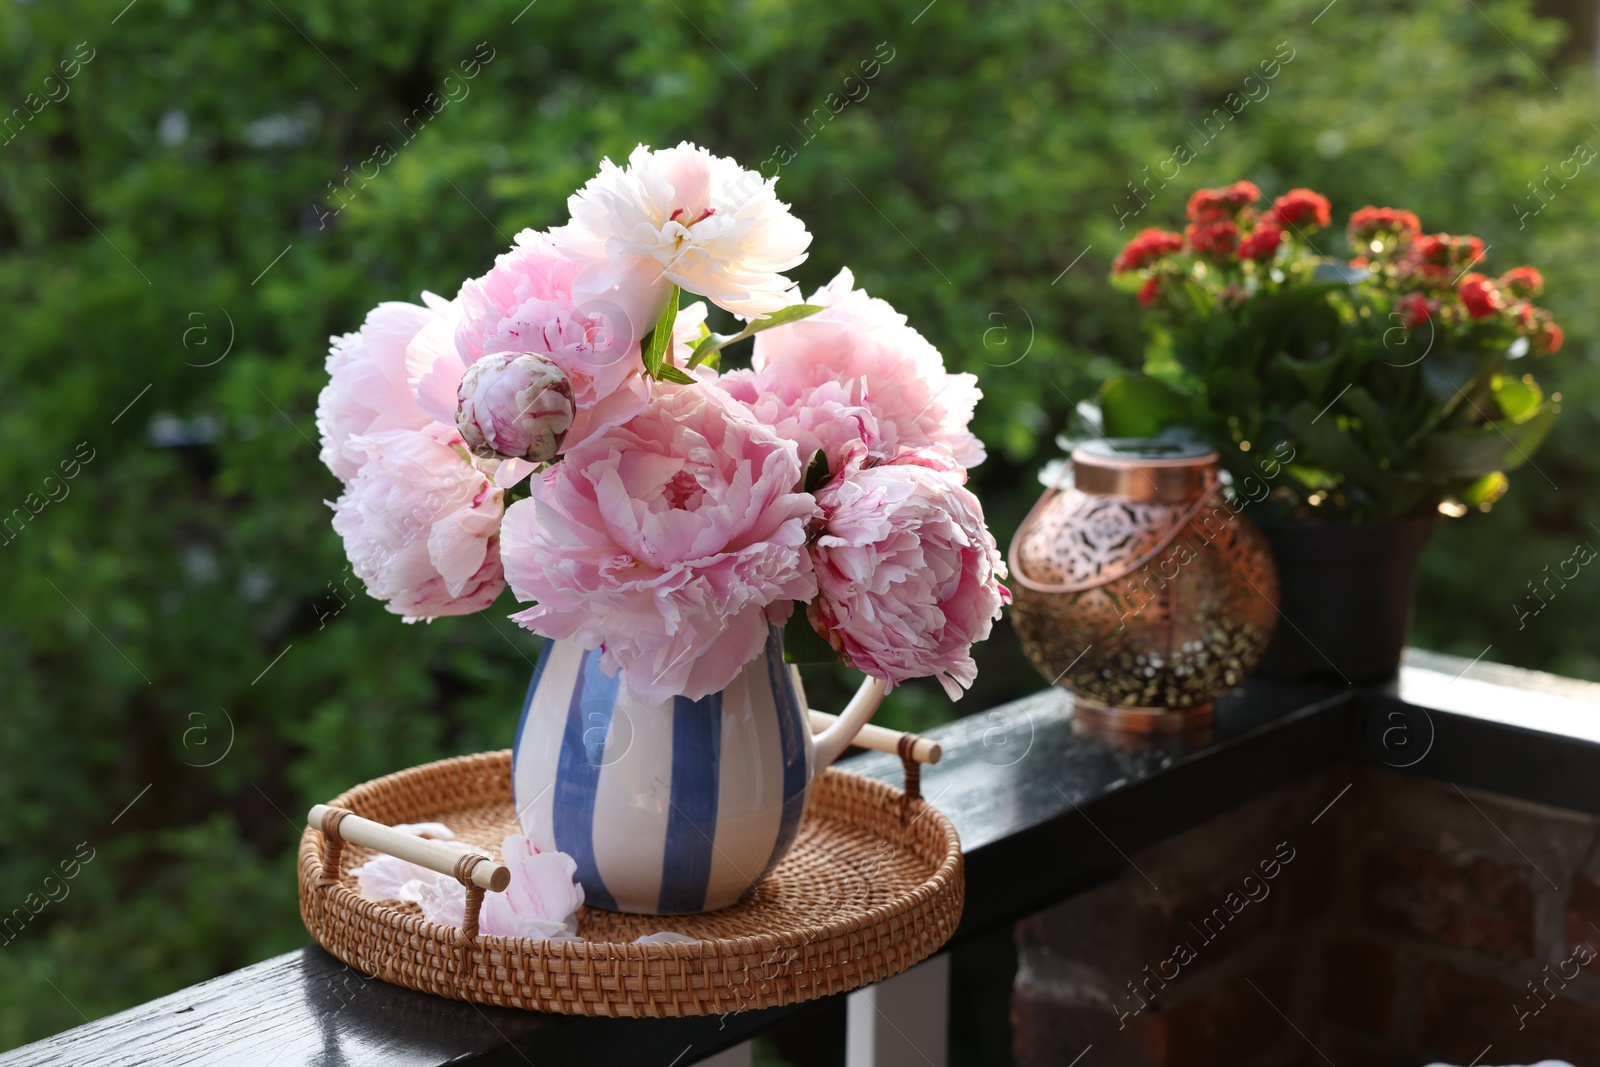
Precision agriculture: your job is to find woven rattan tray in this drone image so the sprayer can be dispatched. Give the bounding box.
[297,750,963,1016]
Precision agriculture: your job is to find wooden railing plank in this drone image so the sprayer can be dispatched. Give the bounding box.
[6,652,1599,1066]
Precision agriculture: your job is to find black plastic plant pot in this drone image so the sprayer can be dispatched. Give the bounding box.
[1251,515,1435,685]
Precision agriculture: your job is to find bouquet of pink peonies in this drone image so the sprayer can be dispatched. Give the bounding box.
[317,142,1009,704]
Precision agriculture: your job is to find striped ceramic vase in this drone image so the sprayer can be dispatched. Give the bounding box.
[511,626,883,915]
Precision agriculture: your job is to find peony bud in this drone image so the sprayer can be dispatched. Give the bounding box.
[455,353,575,462]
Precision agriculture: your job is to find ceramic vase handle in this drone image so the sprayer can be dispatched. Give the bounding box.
[811,675,888,767]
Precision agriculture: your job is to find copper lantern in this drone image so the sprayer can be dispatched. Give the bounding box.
[1008,439,1279,739]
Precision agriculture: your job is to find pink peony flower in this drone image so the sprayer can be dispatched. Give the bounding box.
[479,835,585,939]
[415,230,651,460]
[719,375,882,472]
[808,450,1009,698]
[502,382,819,702]
[549,141,812,320]
[331,426,506,621]
[456,353,575,462]
[723,268,985,471]
[395,833,583,940]
[316,295,452,482]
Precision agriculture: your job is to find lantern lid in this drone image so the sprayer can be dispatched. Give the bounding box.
[1071,438,1218,502]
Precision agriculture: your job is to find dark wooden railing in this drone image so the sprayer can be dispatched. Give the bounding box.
[5,650,1599,1067]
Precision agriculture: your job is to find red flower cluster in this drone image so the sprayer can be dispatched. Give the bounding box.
[1187,180,1260,221]
[1185,218,1240,258]
[1457,273,1502,320]
[1112,228,1185,274]
[1117,180,1567,363]
[1238,223,1284,262]
[1347,206,1422,246]
[1513,304,1562,353]
[1116,183,1307,271]
[1407,252,1559,353]
[1413,233,1484,270]
[1395,292,1435,329]
[1397,233,1484,286]
[1537,319,1564,354]
[1499,266,1544,299]
[1271,189,1331,230]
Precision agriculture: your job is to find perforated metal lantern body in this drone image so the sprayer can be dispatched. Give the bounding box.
[1008,440,1278,732]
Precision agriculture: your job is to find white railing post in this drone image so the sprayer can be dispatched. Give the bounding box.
[845,954,951,1067]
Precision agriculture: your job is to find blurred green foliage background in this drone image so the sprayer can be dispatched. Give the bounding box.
[3,0,1599,1056]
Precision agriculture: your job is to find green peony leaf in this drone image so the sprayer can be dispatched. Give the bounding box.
[745,303,826,333]
[781,607,839,665]
[686,304,825,369]
[655,364,696,384]
[639,284,681,377]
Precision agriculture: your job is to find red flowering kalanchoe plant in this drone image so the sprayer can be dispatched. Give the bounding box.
[1103,182,1562,523]
[1115,185,1332,308]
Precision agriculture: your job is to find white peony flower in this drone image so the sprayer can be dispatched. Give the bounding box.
[549,142,812,320]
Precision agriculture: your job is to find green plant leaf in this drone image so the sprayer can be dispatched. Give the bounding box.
[746,303,826,333]
[655,364,696,384]
[1099,374,1189,437]
[1422,406,1557,479]
[639,284,681,377]
[1108,270,1149,295]
[1460,471,1509,507]
[1209,367,1263,414]
[686,333,726,368]
[1418,350,1486,410]
[1340,386,1396,455]
[1491,374,1543,422]
[1268,351,1343,401]
[1288,401,1386,491]
[686,304,825,368]
[781,607,838,665]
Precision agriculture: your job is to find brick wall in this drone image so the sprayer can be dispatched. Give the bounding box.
[1012,767,1600,1066]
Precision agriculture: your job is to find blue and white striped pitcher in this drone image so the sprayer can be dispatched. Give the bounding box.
[511,626,885,914]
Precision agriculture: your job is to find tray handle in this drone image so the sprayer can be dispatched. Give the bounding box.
[308,803,511,942]
[807,710,938,800]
